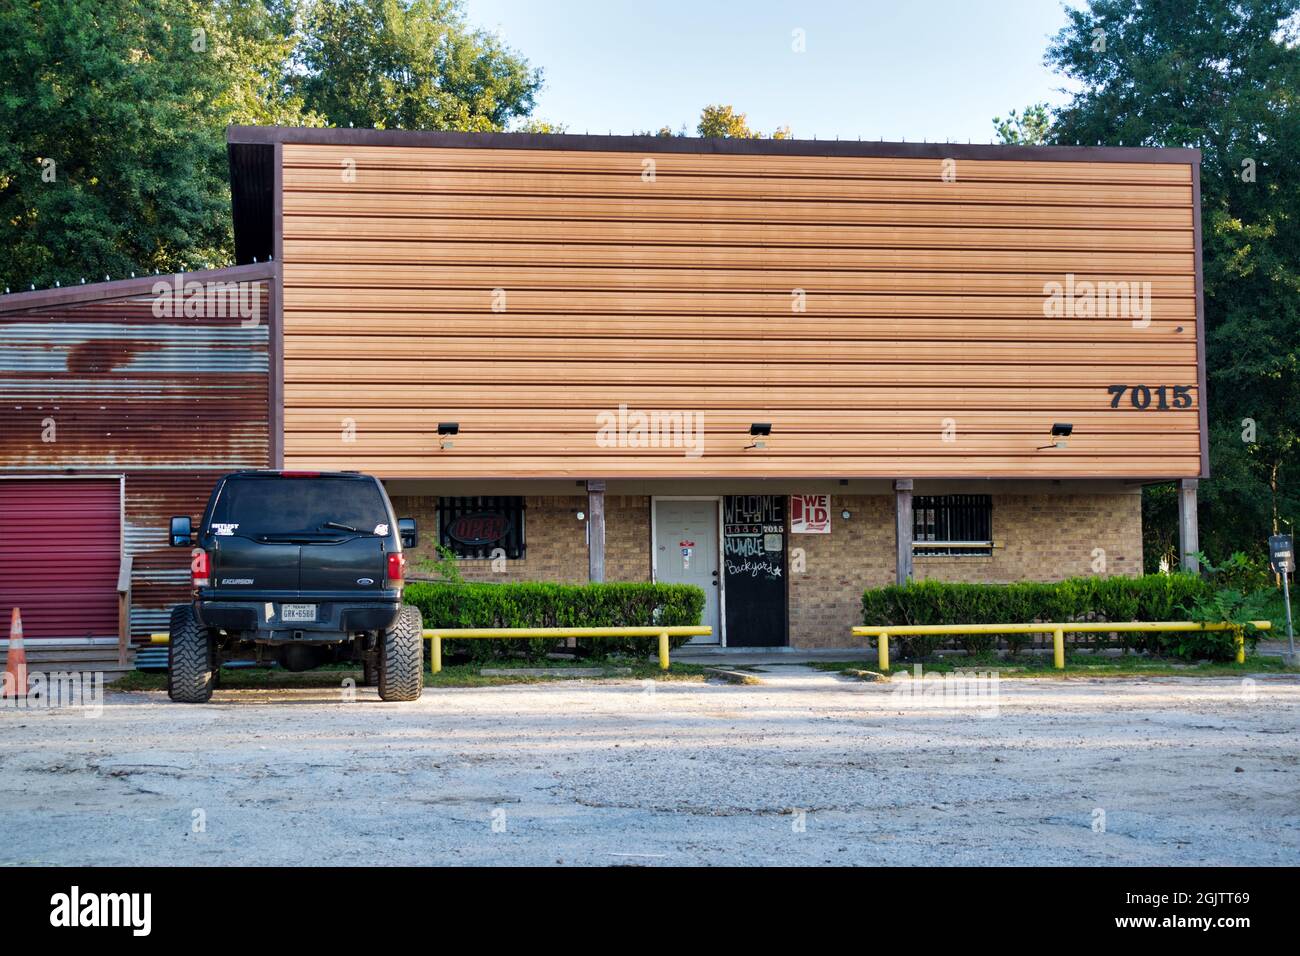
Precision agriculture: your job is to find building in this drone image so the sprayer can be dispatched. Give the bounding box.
[0,127,1206,659]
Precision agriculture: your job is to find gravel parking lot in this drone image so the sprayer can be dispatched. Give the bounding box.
[1,667,1297,866]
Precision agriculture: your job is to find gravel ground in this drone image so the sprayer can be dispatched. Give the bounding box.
[1,667,1297,866]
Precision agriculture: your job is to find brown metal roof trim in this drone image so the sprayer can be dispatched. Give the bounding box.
[227,124,1202,165]
[0,261,278,314]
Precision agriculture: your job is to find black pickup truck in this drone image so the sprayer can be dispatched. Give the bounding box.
[167,470,423,703]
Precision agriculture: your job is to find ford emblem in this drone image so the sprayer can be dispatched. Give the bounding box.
[357,577,375,586]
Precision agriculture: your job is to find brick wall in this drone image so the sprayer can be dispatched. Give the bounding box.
[787,492,1142,648]
[606,495,651,582]
[392,490,1141,649]
[390,494,650,584]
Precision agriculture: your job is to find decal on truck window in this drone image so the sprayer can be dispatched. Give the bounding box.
[212,522,239,536]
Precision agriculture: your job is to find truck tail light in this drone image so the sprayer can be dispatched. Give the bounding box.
[191,549,211,588]
[386,552,405,587]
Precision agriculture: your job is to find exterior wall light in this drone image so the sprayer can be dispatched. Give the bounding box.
[746,423,772,450]
[1039,422,1073,450]
[438,422,459,449]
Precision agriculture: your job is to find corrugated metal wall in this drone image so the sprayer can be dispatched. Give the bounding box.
[0,272,272,639]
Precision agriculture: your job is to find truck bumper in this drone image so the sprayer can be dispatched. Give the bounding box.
[195,595,402,641]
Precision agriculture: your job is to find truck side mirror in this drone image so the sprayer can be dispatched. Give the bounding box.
[170,515,192,547]
[398,517,418,549]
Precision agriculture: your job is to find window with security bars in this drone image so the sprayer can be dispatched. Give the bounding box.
[913,495,992,556]
[438,496,526,560]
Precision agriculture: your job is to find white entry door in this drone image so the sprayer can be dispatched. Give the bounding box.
[653,498,720,644]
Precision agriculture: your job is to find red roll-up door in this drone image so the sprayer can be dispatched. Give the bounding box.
[0,479,121,639]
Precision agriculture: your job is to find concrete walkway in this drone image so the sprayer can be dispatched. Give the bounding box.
[675,646,871,667]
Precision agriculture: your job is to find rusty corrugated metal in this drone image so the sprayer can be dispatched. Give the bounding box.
[0,273,273,640]
[0,288,269,469]
[123,471,235,639]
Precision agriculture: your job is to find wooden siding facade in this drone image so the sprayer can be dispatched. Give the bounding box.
[267,132,1204,480]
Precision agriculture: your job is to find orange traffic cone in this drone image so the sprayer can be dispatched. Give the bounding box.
[2,607,28,698]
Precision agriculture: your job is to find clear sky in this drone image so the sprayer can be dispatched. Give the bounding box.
[463,0,1079,143]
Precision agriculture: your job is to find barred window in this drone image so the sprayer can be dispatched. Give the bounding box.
[438,496,525,560]
[913,495,992,557]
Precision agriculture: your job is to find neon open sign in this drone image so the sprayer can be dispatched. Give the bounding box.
[445,512,512,546]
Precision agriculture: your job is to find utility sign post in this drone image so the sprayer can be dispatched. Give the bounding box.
[1269,534,1296,662]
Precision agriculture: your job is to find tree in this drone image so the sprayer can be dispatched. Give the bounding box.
[992,103,1054,144]
[0,0,234,288]
[0,0,544,286]
[512,118,567,134]
[697,104,791,139]
[198,0,322,127]
[1038,0,1300,560]
[294,0,541,131]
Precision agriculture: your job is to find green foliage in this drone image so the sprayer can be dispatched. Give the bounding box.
[1036,0,1300,563]
[992,103,1054,145]
[1176,551,1274,658]
[294,0,541,131]
[696,104,790,139]
[0,0,235,288]
[413,543,464,584]
[1,0,543,287]
[861,575,1215,660]
[199,0,324,127]
[403,581,706,663]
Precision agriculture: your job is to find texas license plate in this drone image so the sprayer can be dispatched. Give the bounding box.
[280,604,317,623]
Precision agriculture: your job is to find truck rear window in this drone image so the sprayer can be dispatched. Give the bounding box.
[208,477,390,536]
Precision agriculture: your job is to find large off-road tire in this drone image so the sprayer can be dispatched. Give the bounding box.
[378,605,423,702]
[168,604,215,703]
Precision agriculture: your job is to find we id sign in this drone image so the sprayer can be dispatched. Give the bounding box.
[791,495,831,534]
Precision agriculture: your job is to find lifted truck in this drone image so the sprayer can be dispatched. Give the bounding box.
[166,470,423,703]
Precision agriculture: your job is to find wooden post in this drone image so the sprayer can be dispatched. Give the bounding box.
[894,479,914,585]
[116,554,133,667]
[587,479,606,583]
[1178,478,1199,573]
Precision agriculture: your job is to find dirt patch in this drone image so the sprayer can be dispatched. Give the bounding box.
[0,675,1296,866]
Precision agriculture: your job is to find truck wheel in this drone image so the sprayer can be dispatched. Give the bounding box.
[168,604,215,703]
[378,605,423,702]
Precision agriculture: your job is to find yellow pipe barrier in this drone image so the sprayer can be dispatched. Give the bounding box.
[851,620,1272,672]
[151,625,712,675]
[421,626,712,674]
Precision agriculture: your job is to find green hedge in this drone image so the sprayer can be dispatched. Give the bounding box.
[861,575,1226,659]
[403,581,706,663]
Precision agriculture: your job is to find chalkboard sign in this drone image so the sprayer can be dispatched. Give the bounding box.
[723,495,788,647]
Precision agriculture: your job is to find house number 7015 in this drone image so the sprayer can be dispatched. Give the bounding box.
[1107,385,1194,409]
